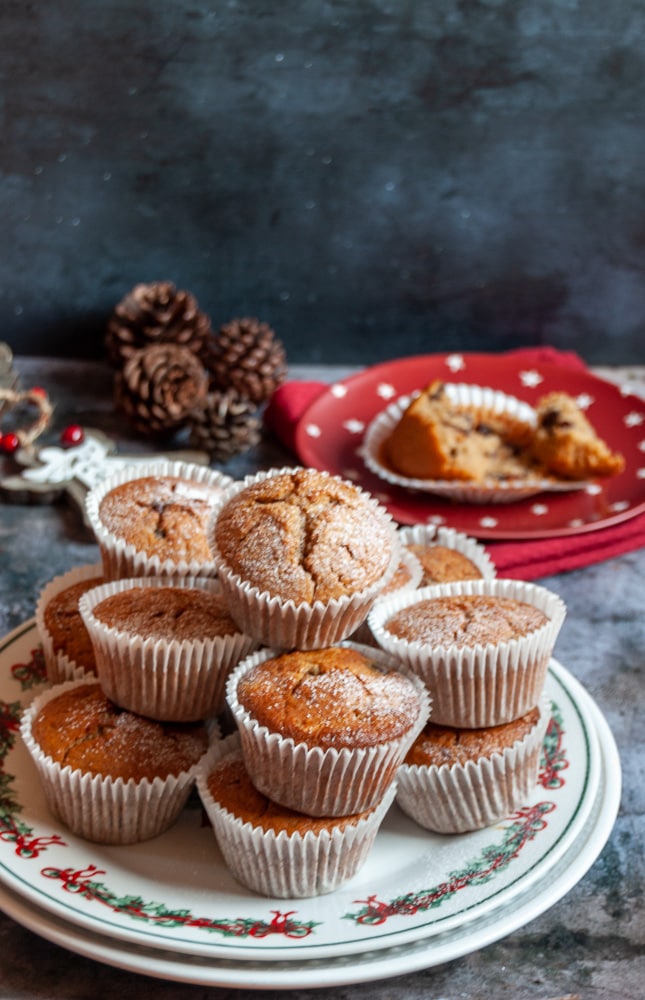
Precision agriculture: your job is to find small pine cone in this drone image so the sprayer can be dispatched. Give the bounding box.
[106,281,212,367]
[115,343,209,436]
[188,389,262,462]
[203,317,287,405]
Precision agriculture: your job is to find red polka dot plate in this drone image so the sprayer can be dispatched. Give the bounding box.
[294,352,645,539]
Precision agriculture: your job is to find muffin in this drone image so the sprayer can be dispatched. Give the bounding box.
[396,696,550,833]
[20,679,212,844]
[197,734,396,898]
[382,380,539,482]
[368,578,565,728]
[208,466,400,649]
[79,577,258,721]
[397,524,496,586]
[348,546,423,646]
[531,392,625,479]
[35,563,104,682]
[84,460,234,581]
[226,644,430,816]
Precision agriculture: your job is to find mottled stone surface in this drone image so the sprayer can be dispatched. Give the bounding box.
[0,359,642,999]
[2,3,645,365]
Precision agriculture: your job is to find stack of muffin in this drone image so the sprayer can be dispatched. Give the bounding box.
[197,466,430,897]
[23,461,255,846]
[21,460,566,899]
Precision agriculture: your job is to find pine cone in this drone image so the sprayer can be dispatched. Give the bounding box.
[106,281,212,367]
[203,317,287,405]
[187,388,262,462]
[115,344,209,435]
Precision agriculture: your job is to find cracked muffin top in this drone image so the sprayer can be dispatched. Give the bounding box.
[235,645,422,750]
[31,682,209,781]
[404,706,541,768]
[98,475,224,563]
[384,594,548,648]
[212,468,396,603]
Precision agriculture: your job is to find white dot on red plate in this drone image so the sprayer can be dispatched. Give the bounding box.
[575,393,593,409]
[637,468,645,479]
[445,354,465,372]
[625,411,644,427]
[531,503,549,515]
[342,468,361,481]
[376,382,396,399]
[343,419,364,433]
[330,384,347,398]
[568,518,585,528]
[638,440,645,452]
[609,500,630,512]
[305,423,322,437]
[519,369,543,387]
[427,515,446,525]
[585,484,602,495]
[480,516,498,528]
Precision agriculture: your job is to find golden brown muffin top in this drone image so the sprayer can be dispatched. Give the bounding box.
[404,706,541,768]
[406,544,483,585]
[32,683,208,781]
[98,475,223,562]
[236,646,421,750]
[213,468,394,603]
[531,392,625,479]
[207,750,367,834]
[381,559,413,595]
[92,586,240,641]
[43,577,104,666]
[385,594,548,647]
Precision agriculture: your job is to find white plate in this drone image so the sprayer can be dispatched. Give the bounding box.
[0,621,620,987]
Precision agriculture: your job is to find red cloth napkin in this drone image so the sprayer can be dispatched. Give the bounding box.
[263,347,645,579]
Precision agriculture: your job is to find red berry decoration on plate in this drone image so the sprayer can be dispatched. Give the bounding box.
[0,431,20,454]
[60,424,85,447]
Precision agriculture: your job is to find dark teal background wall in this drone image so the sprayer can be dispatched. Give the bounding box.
[2,1,644,364]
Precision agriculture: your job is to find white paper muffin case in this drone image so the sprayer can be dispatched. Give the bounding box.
[196,733,397,898]
[206,466,402,650]
[395,694,551,834]
[368,578,566,728]
[396,523,497,581]
[84,460,234,582]
[78,576,259,721]
[35,562,105,683]
[20,678,216,845]
[225,645,431,817]
[362,382,587,504]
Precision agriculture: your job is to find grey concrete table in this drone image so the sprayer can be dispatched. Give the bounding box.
[0,358,642,1000]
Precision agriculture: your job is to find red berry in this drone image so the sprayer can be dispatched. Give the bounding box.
[60,424,84,447]
[31,386,47,397]
[0,431,20,454]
